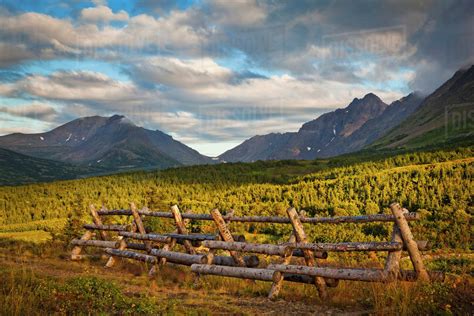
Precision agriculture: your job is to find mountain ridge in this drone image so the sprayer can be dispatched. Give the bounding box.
[220,65,473,162]
[0,114,212,171]
[220,92,400,162]
[373,65,474,149]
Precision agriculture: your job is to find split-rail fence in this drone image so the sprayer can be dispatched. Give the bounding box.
[70,202,443,299]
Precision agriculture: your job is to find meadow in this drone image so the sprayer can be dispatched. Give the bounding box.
[0,146,472,314]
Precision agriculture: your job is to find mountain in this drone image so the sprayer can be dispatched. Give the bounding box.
[0,147,101,185]
[373,65,474,149]
[319,92,424,157]
[290,93,389,159]
[0,115,212,171]
[220,93,406,162]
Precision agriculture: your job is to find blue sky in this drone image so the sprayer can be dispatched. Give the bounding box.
[0,0,472,156]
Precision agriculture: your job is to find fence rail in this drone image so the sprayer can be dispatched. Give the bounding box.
[70,202,442,300]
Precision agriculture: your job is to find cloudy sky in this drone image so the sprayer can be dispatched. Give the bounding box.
[0,0,472,156]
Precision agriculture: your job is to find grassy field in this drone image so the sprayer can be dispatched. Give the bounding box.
[0,147,473,314]
[0,238,472,315]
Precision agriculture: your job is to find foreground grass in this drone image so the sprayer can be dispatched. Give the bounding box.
[0,239,472,315]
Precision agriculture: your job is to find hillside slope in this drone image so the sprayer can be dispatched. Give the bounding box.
[0,147,100,185]
[374,65,474,149]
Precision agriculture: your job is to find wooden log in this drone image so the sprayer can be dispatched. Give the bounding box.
[292,249,328,259]
[301,213,419,224]
[158,231,177,266]
[170,205,196,255]
[287,207,327,299]
[210,209,245,267]
[104,248,157,264]
[83,224,128,231]
[191,264,278,282]
[284,241,403,252]
[203,240,292,257]
[97,209,419,224]
[71,230,93,260]
[283,274,339,288]
[131,203,151,252]
[126,242,147,251]
[118,231,171,243]
[164,233,216,241]
[90,204,108,240]
[175,239,201,247]
[269,265,444,283]
[268,264,388,282]
[150,249,209,265]
[70,239,118,248]
[211,255,260,268]
[384,216,404,281]
[390,203,430,281]
[269,226,299,299]
[105,210,139,268]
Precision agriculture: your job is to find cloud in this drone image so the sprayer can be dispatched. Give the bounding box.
[0,64,404,148]
[0,0,472,154]
[0,102,58,121]
[129,56,233,89]
[0,8,209,60]
[17,71,152,104]
[205,0,268,28]
[80,5,129,22]
[0,42,35,66]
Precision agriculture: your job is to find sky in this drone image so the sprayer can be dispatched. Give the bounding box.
[0,0,472,156]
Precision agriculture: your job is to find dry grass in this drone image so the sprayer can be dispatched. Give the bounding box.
[0,238,472,315]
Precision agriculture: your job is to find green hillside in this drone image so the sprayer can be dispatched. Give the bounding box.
[0,146,472,249]
[374,66,474,150]
[0,147,103,186]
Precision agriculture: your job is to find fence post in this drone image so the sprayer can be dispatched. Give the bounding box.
[90,204,108,240]
[171,205,196,255]
[383,206,405,281]
[268,244,293,299]
[71,204,105,260]
[130,202,151,253]
[105,204,140,268]
[211,209,245,267]
[287,207,328,300]
[390,203,430,281]
[71,230,93,260]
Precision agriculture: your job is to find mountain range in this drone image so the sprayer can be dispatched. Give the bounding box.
[219,92,424,162]
[0,65,473,185]
[220,65,474,162]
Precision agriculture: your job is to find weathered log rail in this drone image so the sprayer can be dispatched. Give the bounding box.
[71,202,442,301]
[97,209,419,223]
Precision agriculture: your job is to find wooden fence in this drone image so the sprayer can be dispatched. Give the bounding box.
[70,202,443,299]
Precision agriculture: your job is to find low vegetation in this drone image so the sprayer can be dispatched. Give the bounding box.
[1,147,472,249]
[0,146,472,314]
[0,239,472,315]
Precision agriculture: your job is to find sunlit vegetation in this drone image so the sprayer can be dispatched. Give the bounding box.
[0,147,472,250]
[0,147,472,314]
[0,239,471,315]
